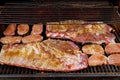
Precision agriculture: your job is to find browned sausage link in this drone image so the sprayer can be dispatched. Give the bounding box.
[0,36,22,44]
[88,54,108,66]
[31,24,43,35]
[105,43,120,54]
[17,24,29,35]
[108,54,120,66]
[4,24,17,36]
[82,44,104,55]
[22,34,43,44]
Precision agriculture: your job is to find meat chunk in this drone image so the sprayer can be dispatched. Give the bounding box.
[108,54,120,66]
[88,54,108,66]
[0,36,22,44]
[17,24,29,35]
[0,39,88,71]
[82,44,104,55]
[46,20,115,44]
[105,43,120,54]
[31,24,43,34]
[22,34,43,44]
[3,24,16,36]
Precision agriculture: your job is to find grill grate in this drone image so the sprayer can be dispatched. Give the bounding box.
[0,2,120,77]
[0,2,120,24]
[0,65,119,77]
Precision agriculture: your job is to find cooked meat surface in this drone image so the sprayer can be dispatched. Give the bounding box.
[3,24,16,36]
[0,36,22,44]
[0,39,88,71]
[105,43,120,54]
[108,54,120,66]
[22,34,43,43]
[88,54,108,66]
[31,24,43,34]
[46,20,115,44]
[82,44,104,55]
[17,24,29,35]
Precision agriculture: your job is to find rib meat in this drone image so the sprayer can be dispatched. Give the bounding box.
[82,44,104,55]
[17,24,29,35]
[0,39,88,71]
[0,36,22,44]
[88,54,108,66]
[3,24,16,36]
[22,34,43,44]
[46,20,115,44]
[31,24,43,34]
[105,43,120,54]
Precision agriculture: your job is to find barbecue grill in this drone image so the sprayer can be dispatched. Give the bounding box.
[0,0,120,78]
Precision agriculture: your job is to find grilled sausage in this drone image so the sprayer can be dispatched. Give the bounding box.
[17,24,29,35]
[88,54,108,66]
[105,43,120,54]
[0,36,22,44]
[3,24,16,36]
[108,54,120,66]
[82,44,104,55]
[31,24,43,34]
[22,34,43,43]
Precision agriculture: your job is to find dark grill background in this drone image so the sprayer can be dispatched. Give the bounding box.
[0,1,119,24]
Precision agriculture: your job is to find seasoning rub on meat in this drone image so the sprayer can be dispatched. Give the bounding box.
[88,54,108,66]
[105,43,120,54]
[0,39,88,71]
[46,20,115,44]
[0,36,22,44]
[108,54,120,66]
[82,44,104,55]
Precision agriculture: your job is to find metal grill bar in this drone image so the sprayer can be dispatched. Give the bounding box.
[0,3,120,24]
[4,1,110,8]
[0,65,111,73]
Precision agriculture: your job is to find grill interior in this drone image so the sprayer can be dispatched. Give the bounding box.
[0,2,120,77]
[0,2,120,24]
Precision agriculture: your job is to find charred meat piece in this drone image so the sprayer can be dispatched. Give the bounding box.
[17,24,29,35]
[105,43,120,54]
[3,24,16,36]
[46,20,115,44]
[88,54,108,66]
[0,39,88,71]
[82,44,104,55]
[108,54,120,66]
[0,36,22,44]
[22,34,43,44]
[31,24,43,34]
